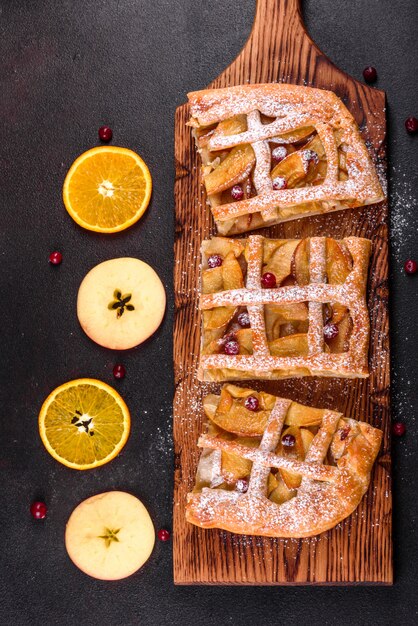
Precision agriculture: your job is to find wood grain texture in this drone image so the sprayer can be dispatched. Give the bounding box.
[173,0,391,584]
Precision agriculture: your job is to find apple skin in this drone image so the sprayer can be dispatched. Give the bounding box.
[65,491,155,580]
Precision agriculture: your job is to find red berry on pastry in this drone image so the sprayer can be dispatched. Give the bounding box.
[231,185,244,200]
[157,529,171,542]
[30,501,47,519]
[282,434,296,448]
[223,339,239,355]
[363,66,377,83]
[236,479,249,493]
[113,364,126,379]
[392,422,406,437]
[272,176,287,190]
[244,395,259,412]
[261,272,277,288]
[323,323,339,339]
[207,254,223,268]
[340,426,351,441]
[271,146,287,163]
[404,259,417,275]
[405,117,418,134]
[237,312,251,328]
[302,149,319,166]
[49,251,62,265]
[98,125,113,142]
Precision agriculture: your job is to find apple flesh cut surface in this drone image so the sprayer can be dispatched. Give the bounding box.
[77,257,166,350]
[65,491,155,580]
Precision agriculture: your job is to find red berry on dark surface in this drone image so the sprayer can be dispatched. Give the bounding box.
[158,529,171,542]
[98,125,113,142]
[30,501,47,520]
[244,395,259,412]
[49,251,62,265]
[272,176,287,190]
[282,434,296,448]
[236,479,249,493]
[207,254,223,268]
[404,259,417,275]
[237,312,251,328]
[231,185,244,201]
[271,146,287,163]
[113,364,126,379]
[363,66,377,83]
[323,323,339,340]
[261,272,277,288]
[405,117,418,134]
[224,340,239,355]
[392,422,406,437]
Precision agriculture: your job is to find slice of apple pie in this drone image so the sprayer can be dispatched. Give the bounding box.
[199,235,371,381]
[188,84,385,235]
[186,385,382,538]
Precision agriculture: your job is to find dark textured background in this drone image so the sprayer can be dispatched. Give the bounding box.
[1,0,417,624]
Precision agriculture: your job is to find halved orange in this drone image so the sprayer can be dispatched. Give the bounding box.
[38,378,131,470]
[63,146,152,233]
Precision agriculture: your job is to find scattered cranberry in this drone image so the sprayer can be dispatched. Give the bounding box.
[302,149,319,166]
[30,501,47,520]
[98,125,113,142]
[272,176,287,190]
[363,66,377,83]
[113,364,126,379]
[244,395,259,412]
[323,323,339,340]
[237,312,251,328]
[49,251,62,265]
[340,427,351,441]
[158,529,171,542]
[224,339,239,355]
[282,434,296,448]
[236,478,249,493]
[231,185,244,201]
[271,146,288,163]
[261,272,277,288]
[207,254,223,268]
[392,422,406,437]
[404,259,417,275]
[405,117,418,134]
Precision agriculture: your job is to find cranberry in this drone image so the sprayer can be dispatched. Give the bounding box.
[340,427,350,441]
[98,125,113,142]
[236,478,249,493]
[282,434,296,448]
[30,501,47,520]
[272,176,287,190]
[237,312,251,328]
[158,529,171,542]
[271,146,287,163]
[392,422,406,437]
[224,340,239,355]
[261,272,277,288]
[113,364,126,379]
[231,185,244,201]
[49,251,62,265]
[323,323,339,340]
[404,259,417,275]
[405,117,418,134]
[244,395,259,411]
[302,149,319,166]
[207,254,223,268]
[363,66,377,83]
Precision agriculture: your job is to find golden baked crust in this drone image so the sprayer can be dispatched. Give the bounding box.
[188,83,385,235]
[199,235,371,381]
[186,385,382,538]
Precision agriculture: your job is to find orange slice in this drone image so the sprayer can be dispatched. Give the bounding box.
[62,146,152,233]
[38,378,130,470]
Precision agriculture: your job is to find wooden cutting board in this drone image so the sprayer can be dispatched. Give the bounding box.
[173,0,391,584]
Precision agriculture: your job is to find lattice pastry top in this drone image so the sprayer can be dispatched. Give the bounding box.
[188,83,385,235]
[199,235,371,381]
[186,385,382,538]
